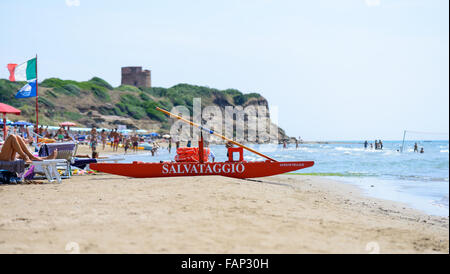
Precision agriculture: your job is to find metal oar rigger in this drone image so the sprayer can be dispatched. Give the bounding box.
[155,107,278,162]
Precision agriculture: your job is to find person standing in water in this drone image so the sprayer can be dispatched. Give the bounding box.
[296,139,299,149]
[414,142,418,153]
[374,140,379,150]
[168,138,172,153]
[364,140,368,149]
[379,140,383,150]
[420,147,424,154]
[225,141,234,158]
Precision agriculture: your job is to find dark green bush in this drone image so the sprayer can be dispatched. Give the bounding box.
[88,77,113,90]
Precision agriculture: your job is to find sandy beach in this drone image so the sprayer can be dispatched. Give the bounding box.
[0,168,447,253]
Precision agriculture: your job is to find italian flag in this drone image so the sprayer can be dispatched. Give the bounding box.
[7,58,37,82]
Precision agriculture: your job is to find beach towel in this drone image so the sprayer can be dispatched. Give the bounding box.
[0,160,25,174]
[23,165,35,180]
[71,158,97,169]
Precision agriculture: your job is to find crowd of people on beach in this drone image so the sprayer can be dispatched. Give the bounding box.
[1,124,167,159]
[86,127,163,156]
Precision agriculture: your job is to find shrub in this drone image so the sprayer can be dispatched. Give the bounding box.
[91,86,110,101]
[115,85,141,92]
[233,94,246,105]
[126,105,146,119]
[139,92,150,101]
[63,84,81,96]
[88,77,113,90]
[63,111,83,120]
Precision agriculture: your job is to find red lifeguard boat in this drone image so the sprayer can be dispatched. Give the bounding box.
[90,107,314,179]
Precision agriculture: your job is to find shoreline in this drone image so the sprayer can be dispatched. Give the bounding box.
[0,173,447,253]
[77,144,449,218]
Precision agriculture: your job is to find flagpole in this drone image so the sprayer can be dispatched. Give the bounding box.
[35,54,39,134]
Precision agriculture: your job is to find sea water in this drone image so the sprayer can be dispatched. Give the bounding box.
[118,140,449,217]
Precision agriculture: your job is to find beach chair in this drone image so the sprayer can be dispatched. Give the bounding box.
[30,159,68,183]
[37,142,78,178]
[0,159,65,184]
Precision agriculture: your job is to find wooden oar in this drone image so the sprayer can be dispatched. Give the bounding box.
[156,107,278,162]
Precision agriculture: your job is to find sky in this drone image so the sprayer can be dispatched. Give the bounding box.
[0,0,448,140]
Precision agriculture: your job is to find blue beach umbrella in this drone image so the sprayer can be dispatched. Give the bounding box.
[12,121,33,126]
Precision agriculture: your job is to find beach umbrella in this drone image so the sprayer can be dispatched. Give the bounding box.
[60,121,76,127]
[59,121,77,131]
[162,134,171,139]
[12,120,33,126]
[150,132,159,137]
[0,103,21,139]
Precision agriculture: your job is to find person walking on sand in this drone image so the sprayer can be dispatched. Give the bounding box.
[90,127,98,153]
[187,140,191,148]
[101,129,107,150]
[113,129,120,152]
[0,135,58,164]
[131,134,139,153]
[124,137,130,154]
[109,129,115,148]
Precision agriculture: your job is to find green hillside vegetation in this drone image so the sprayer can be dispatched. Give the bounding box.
[0,77,282,137]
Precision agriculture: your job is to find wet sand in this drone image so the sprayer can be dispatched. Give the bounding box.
[0,172,447,254]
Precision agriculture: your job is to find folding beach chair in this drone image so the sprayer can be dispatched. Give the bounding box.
[38,142,78,178]
[30,159,68,183]
[0,159,65,184]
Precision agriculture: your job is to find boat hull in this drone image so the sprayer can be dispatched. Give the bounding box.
[90,161,314,179]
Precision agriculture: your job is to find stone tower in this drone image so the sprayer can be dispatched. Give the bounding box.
[121,66,151,88]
